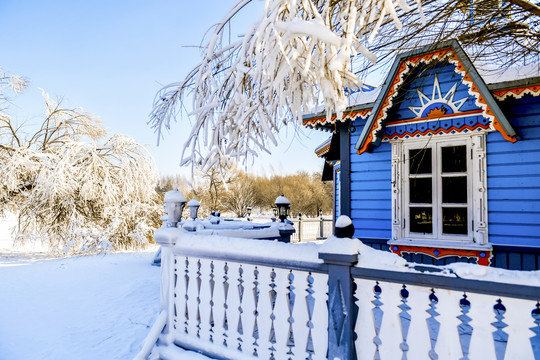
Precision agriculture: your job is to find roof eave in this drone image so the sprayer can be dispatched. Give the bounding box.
[487,76,540,92]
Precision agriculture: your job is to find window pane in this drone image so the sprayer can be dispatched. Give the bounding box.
[442,176,467,203]
[442,207,468,235]
[442,145,466,173]
[410,207,432,234]
[410,178,432,203]
[409,148,431,174]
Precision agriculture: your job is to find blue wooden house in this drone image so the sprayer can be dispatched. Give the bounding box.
[304,40,540,270]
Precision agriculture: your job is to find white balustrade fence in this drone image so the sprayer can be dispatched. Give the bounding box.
[352,269,539,359]
[152,227,540,360]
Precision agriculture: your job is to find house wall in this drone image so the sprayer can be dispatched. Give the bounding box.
[488,93,540,269]
[349,119,392,250]
[341,93,540,269]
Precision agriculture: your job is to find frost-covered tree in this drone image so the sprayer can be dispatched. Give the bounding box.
[0,72,161,252]
[150,0,540,171]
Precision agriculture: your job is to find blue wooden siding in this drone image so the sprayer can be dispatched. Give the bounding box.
[491,245,540,270]
[334,162,341,218]
[349,119,392,239]
[487,93,540,248]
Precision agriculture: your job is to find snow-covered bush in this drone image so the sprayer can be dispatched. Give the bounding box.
[0,73,161,252]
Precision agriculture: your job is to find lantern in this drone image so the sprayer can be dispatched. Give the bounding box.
[187,198,200,220]
[274,195,290,223]
[164,187,186,227]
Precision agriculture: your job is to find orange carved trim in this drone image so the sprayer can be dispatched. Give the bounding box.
[386,109,484,125]
[315,144,331,156]
[493,85,540,100]
[302,109,371,127]
[383,123,491,141]
[390,244,492,266]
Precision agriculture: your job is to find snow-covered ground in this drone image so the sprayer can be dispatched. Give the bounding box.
[0,216,210,360]
[0,251,160,359]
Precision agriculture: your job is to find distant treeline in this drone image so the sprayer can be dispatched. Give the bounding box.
[158,169,333,218]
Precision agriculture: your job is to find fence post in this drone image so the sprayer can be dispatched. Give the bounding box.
[319,215,358,360]
[153,227,179,346]
[298,213,303,242]
[319,210,324,240]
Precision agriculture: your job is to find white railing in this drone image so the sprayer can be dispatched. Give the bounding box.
[290,217,333,242]
[156,229,329,359]
[352,270,539,359]
[151,226,540,360]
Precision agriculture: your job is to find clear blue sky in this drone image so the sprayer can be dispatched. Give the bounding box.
[0,0,329,177]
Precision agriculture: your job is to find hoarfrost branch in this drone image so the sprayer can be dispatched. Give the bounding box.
[0,79,162,252]
[150,0,540,171]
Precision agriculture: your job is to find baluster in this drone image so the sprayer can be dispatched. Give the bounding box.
[223,262,230,347]
[491,299,508,360]
[196,259,202,338]
[398,285,411,360]
[530,302,540,359]
[269,268,277,359]
[286,270,296,356]
[457,294,473,360]
[209,261,215,343]
[184,257,190,334]
[252,267,260,357]
[237,265,244,351]
[305,273,315,359]
[352,278,359,357]
[172,257,178,331]
[372,282,383,360]
[426,289,440,360]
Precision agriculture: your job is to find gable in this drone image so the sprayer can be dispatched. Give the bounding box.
[356,42,518,154]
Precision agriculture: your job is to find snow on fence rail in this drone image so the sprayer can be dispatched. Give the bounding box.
[151,226,540,360]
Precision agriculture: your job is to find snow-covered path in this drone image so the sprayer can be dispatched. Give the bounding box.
[0,250,161,360]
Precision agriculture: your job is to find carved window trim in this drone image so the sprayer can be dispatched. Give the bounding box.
[390,134,488,247]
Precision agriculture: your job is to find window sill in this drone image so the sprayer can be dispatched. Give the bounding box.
[388,238,492,251]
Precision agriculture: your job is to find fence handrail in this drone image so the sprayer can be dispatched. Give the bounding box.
[352,266,540,301]
[172,245,328,274]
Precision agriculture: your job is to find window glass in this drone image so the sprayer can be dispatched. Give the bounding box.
[409,148,431,174]
[410,207,433,234]
[442,176,467,203]
[410,178,432,203]
[442,207,468,234]
[442,145,467,173]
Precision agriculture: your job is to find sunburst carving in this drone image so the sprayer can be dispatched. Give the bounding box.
[408,75,468,118]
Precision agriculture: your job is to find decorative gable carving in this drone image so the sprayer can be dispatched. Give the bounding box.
[356,44,517,154]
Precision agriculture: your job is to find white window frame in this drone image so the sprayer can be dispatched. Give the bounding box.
[390,134,489,247]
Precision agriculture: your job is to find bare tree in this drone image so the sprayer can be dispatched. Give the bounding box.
[149,0,540,172]
[223,172,256,217]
